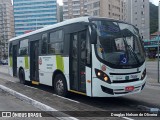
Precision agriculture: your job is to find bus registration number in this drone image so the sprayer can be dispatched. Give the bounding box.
[125,86,134,92]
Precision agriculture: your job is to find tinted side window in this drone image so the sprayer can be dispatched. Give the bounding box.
[48,30,63,54]
[41,33,48,54]
[19,39,28,56]
[50,30,63,42]
[9,42,13,56]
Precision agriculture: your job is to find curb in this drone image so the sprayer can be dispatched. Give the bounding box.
[0,85,78,120]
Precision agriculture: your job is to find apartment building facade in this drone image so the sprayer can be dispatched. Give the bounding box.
[87,0,125,21]
[13,0,58,36]
[63,0,87,20]
[125,0,150,40]
[0,0,15,58]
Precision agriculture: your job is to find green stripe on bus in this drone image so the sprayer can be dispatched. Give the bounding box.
[56,55,64,73]
[10,57,13,67]
[25,56,29,69]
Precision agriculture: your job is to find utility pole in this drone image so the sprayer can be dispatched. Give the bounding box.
[158,1,160,83]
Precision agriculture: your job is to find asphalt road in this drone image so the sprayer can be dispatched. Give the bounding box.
[146,61,159,83]
[0,64,159,120]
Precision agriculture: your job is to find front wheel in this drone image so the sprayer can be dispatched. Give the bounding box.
[19,69,25,84]
[54,74,68,97]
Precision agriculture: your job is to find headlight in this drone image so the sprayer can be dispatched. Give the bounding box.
[141,69,146,80]
[95,69,111,84]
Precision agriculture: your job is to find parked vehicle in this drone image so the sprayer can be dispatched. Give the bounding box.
[1,59,8,65]
[156,53,160,58]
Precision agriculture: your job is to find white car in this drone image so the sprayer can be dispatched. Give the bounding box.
[156,54,160,58]
[1,59,8,65]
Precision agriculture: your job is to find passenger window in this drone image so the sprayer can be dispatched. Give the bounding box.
[48,30,64,54]
[41,33,48,54]
[19,39,28,56]
[9,42,13,56]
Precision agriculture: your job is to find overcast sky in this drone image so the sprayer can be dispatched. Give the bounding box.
[150,0,159,6]
[11,0,159,6]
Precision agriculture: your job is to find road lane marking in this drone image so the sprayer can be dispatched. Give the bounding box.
[25,85,80,103]
[0,85,79,120]
[25,85,38,90]
[122,117,134,120]
[53,94,80,103]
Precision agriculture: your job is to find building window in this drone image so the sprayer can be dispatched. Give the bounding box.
[141,11,144,15]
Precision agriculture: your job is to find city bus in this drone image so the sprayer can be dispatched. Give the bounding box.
[8,17,146,97]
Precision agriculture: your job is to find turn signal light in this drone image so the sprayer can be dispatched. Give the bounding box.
[141,69,146,80]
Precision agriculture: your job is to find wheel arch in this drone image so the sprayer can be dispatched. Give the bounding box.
[18,66,24,78]
[52,69,67,89]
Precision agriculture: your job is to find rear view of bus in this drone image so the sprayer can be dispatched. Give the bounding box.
[90,18,146,97]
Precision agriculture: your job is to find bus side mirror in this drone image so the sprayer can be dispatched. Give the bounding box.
[90,29,97,44]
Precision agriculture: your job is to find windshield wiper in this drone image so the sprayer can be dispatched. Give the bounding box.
[123,38,140,64]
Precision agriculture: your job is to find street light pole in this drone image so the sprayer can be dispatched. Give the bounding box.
[158,33,160,83]
[158,1,160,83]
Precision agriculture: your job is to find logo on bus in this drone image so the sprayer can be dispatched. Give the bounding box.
[39,57,42,65]
[101,65,106,71]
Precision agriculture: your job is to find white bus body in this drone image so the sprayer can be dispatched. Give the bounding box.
[8,17,147,97]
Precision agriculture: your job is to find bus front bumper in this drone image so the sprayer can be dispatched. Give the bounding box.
[92,77,146,97]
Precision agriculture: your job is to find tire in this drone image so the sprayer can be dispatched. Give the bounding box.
[19,69,25,84]
[54,74,68,97]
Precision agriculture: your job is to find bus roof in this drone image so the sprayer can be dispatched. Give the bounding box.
[9,16,90,42]
[9,16,128,42]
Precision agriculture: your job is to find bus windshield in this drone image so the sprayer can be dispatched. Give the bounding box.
[93,20,145,68]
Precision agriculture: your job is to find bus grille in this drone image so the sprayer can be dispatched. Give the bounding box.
[112,78,139,83]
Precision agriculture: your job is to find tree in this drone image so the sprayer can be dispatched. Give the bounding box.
[150,2,158,34]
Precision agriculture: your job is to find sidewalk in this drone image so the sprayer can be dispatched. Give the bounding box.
[146,77,160,87]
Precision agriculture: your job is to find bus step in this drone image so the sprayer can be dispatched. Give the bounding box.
[32,81,39,85]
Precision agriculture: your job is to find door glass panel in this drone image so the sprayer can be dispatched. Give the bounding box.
[79,31,87,92]
[70,30,87,92]
[71,34,78,90]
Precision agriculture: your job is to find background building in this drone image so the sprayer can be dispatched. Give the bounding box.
[13,0,58,36]
[87,0,125,21]
[0,0,15,59]
[159,1,160,31]
[63,0,87,20]
[125,0,150,40]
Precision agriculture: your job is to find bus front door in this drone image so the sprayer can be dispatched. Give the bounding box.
[30,40,39,82]
[70,30,87,93]
[13,45,18,77]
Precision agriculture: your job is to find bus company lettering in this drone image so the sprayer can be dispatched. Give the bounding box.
[130,75,138,79]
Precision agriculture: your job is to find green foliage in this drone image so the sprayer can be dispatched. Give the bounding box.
[150,2,158,34]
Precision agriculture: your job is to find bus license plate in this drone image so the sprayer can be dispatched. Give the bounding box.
[125,86,134,92]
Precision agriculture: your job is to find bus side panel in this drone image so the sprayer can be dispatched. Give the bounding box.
[25,56,30,81]
[8,56,13,76]
[63,57,70,90]
[86,67,92,96]
[39,56,57,86]
[17,56,30,81]
[39,56,70,88]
